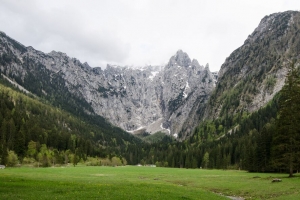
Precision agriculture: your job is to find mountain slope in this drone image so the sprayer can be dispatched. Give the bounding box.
[206,11,300,120]
[126,11,300,171]
[0,31,142,148]
[0,77,142,164]
[0,32,215,139]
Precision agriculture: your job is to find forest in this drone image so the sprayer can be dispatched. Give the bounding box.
[123,62,300,176]
[0,76,140,167]
[0,62,299,176]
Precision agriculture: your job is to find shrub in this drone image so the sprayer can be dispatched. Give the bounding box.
[7,151,19,167]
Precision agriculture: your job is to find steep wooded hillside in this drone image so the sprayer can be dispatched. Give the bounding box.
[206,11,300,119]
[0,77,141,165]
[0,31,215,139]
[124,11,300,172]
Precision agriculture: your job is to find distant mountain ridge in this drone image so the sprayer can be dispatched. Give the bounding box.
[0,32,215,139]
[1,10,299,141]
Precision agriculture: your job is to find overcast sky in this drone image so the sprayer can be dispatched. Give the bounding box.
[0,0,299,71]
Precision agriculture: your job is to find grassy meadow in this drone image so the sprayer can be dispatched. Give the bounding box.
[0,166,299,200]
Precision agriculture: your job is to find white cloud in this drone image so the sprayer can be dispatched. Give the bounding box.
[0,0,299,71]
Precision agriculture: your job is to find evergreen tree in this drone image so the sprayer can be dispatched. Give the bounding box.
[27,140,37,158]
[73,148,79,167]
[202,152,209,168]
[272,61,300,177]
[14,124,26,158]
[0,119,8,165]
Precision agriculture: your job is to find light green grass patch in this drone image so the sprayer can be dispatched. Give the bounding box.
[0,166,299,199]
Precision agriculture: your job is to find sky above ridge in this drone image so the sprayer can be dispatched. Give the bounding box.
[0,0,299,71]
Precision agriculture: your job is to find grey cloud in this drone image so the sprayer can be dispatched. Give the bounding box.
[0,0,130,67]
[1,0,300,71]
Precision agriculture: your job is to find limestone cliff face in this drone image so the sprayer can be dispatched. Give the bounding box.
[161,50,215,138]
[0,32,215,139]
[206,11,300,119]
[82,50,215,139]
[1,11,299,140]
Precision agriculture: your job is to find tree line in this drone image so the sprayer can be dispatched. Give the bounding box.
[123,62,300,176]
[1,62,299,177]
[0,78,138,167]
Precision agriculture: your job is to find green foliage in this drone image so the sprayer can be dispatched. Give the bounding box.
[208,11,300,119]
[85,156,126,166]
[202,152,209,168]
[111,156,123,166]
[0,43,138,147]
[272,61,300,176]
[0,81,141,167]
[124,95,280,171]
[264,75,276,93]
[155,161,168,167]
[1,12,300,176]
[72,148,79,167]
[7,150,19,167]
[27,141,37,158]
[138,131,173,144]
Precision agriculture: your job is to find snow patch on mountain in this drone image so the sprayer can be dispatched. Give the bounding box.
[149,71,159,80]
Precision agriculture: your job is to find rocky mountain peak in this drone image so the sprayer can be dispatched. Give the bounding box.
[0,31,6,36]
[1,34,215,140]
[219,10,299,80]
[244,11,297,45]
[204,63,209,70]
[27,46,35,51]
[191,59,204,71]
[168,49,191,68]
[83,62,91,69]
[208,10,300,120]
[92,67,103,75]
[48,50,68,57]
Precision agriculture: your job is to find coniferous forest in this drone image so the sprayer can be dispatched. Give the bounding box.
[1,11,300,177]
[0,77,141,167]
[1,61,300,176]
[125,62,300,175]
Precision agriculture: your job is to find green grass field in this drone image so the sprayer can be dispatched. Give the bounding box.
[0,166,299,200]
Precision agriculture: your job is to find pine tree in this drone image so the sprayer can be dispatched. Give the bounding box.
[202,152,209,169]
[256,122,274,172]
[0,119,8,165]
[272,61,300,177]
[14,124,26,158]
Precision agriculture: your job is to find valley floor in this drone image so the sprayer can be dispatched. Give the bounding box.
[0,166,299,199]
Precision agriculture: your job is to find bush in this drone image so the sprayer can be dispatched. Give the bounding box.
[7,151,19,167]
[22,157,36,164]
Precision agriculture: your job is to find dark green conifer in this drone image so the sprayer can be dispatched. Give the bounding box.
[272,61,300,177]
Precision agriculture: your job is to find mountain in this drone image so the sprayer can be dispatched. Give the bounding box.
[0,31,142,154]
[1,10,300,170]
[0,76,144,165]
[1,11,299,142]
[162,51,215,139]
[130,10,300,171]
[205,10,300,120]
[0,32,215,140]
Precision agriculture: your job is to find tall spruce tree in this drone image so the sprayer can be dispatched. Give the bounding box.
[272,61,300,177]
